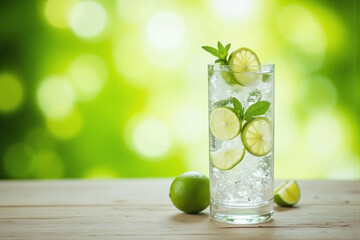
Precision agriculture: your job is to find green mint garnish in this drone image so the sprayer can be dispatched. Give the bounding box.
[213,97,233,108]
[262,73,270,82]
[232,97,244,120]
[208,65,214,78]
[202,41,231,65]
[244,101,270,121]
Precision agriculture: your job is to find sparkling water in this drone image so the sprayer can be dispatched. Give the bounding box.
[208,64,274,224]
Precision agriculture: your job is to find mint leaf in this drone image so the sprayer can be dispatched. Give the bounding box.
[232,97,244,120]
[244,101,270,121]
[202,46,220,58]
[262,73,270,82]
[213,97,233,107]
[217,42,228,60]
[217,41,225,55]
[225,43,231,53]
[202,42,231,64]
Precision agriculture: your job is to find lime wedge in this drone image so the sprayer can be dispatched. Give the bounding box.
[211,148,245,170]
[229,47,261,86]
[241,117,272,157]
[274,180,301,207]
[210,107,241,141]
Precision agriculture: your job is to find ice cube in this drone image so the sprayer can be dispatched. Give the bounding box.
[209,72,234,103]
[209,135,222,151]
[247,89,262,104]
[248,180,263,203]
[237,181,252,198]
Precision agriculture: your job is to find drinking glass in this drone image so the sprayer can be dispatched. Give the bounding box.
[208,64,275,224]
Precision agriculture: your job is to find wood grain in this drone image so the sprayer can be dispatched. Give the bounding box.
[0,180,359,239]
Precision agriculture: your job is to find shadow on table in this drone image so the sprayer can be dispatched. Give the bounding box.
[275,205,300,212]
[170,212,210,223]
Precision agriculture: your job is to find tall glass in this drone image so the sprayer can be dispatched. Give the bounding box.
[208,64,274,224]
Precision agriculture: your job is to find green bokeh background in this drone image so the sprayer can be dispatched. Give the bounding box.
[0,0,359,179]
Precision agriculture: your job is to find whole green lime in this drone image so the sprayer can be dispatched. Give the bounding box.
[169,171,210,214]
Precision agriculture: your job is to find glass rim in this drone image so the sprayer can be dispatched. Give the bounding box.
[208,63,274,67]
[208,63,274,73]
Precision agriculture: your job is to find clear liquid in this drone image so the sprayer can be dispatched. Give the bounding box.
[208,67,274,224]
[211,201,273,224]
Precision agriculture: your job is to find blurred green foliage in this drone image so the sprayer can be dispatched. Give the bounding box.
[0,0,359,179]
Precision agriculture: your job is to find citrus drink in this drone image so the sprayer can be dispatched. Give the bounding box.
[208,61,274,224]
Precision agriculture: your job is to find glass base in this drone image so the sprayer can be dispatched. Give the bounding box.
[210,201,273,224]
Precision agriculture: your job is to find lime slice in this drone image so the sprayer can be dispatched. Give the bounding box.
[210,107,241,141]
[241,117,272,157]
[274,180,301,207]
[229,47,261,86]
[211,148,245,170]
[221,71,238,85]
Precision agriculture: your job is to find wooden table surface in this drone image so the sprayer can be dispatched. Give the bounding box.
[0,180,359,240]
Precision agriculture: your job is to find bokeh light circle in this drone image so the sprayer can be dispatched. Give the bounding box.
[114,35,151,84]
[184,54,209,90]
[144,11,188,68]
[327,151,360,179]
[276,115,298,154]
[44,0,77,29]
[85,168,117,179]
[46,110,83,139]
[171,104,206,144]
[298,75,337,113]
[210,0,257,20]
[185,143,209,175]
[132,118,171,158]
[31,151,64,178]
[305,112,343,156]
[25,128,56,151]
[277,5,327,72]
[69,1,107,38]
[145,45,188,69]
[146,11,185,50]
[117,0,155,24]
[277,5,327,55]
[3,144,33,178]
[67,54,108,101]
[0,73,23,113]
[37,76,75,120]
[145,11,188,69]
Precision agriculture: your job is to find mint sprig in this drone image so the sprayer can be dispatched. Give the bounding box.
[232,97,245,120]
[202,41,231,65]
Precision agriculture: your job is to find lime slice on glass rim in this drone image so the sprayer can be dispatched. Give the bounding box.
[211,148,245,170]
[229,47,261,86]
[274,180,301,207]
[241,117,272,157]
[210,107,241,141]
